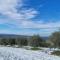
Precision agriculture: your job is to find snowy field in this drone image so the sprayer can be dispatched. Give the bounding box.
[0,46,60,60]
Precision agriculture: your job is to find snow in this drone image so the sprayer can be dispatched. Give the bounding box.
[0,46,60,60]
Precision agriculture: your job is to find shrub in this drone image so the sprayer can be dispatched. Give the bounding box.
[51,51,60,56]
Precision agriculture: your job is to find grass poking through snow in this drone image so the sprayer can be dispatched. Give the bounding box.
[31,47,42,50]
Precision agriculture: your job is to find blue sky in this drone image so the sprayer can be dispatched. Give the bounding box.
[0,0,60,36]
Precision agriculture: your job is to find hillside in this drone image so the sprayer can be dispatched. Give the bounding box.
[0,34,48,40]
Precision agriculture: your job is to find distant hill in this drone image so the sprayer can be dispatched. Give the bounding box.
[42,37,48,40]
[0,34,28,38]
[0,34,48,40]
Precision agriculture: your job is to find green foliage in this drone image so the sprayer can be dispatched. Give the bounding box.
[30,35,43,47]
[40,42,51,47]
[51,51,60,56]
[0,35,48,47]
[20,38,28,46]
[49,32,60,48]
[0,38,9,45]
[9,38,16,45]
[16,37,28,46]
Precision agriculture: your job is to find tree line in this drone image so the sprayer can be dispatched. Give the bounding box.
[0,35,46,47]
[0,31,60,48]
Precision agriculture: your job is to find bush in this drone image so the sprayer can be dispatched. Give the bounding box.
[30,35,43,47]
[51,51,60,56]
[49,32,60,48]
[40,42,51,47]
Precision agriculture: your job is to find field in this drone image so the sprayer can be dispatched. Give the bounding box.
[0,46,60,60]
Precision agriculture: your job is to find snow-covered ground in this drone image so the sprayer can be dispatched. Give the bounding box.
[0,46,60,60]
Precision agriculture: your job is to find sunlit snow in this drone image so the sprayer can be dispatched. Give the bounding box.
[0,46,60,60]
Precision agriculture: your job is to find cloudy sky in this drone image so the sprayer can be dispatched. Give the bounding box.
[0,0,60,36]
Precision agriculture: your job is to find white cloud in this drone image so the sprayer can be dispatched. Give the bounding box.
[0,0,38,20]
[0,0,38,28]
[0,0,17,13]
[0,0,60,36]
[14,20,60,29]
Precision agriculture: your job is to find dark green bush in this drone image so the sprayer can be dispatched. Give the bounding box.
[51,51,60,56]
